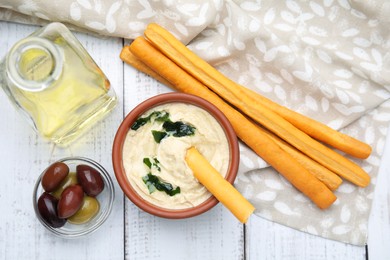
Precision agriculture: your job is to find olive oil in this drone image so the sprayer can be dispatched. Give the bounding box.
[18,48,54,81]
[0,23,117,145]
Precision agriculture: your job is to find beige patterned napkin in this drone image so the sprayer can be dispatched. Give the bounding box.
[1,0,389,245]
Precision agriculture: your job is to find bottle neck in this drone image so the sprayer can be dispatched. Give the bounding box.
[6,37,63,92]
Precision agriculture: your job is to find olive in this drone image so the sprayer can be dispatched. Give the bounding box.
[37,192,66,228]
[57,185,84,219]
[42,162,69,192]
[51,172,78,199]
[68,196,100,224]
[76,164,104,197]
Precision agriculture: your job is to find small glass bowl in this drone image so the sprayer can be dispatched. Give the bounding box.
[33,157,115,238]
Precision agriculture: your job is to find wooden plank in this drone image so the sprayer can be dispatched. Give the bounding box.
[246,216,366,259]
[0,22,53,260]
[367,125,390,260]
[122,60,244,260]
[0,22,124,259]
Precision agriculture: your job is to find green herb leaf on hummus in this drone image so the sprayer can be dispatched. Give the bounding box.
[143,158,152,169]
[150,120,196,143]
[162,120,196,137]
[143,157,161,171]
[142,173,181,196]
[131,111,170,130]
[133,110,196,143]
[152,130,168,143]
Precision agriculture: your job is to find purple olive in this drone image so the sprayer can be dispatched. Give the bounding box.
[41,162,69,192]
[57,185,84,219]
[37,192,66,228]
[76,165,104,197]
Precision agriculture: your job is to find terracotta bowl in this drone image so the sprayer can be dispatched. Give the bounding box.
[112,93,239,219]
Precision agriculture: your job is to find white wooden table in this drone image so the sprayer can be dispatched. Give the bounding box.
[1,21,389,260]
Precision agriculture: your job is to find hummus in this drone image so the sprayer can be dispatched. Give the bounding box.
[122,103,230,209]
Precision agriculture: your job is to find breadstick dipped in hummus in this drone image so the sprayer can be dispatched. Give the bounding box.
[185,147,255,223]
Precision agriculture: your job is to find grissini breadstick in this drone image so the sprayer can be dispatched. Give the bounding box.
[145,23,372,160]
[144,24,370,187]
[236,86,372,159]
[120,46,173,88]
[127,37,337,209]
[120,45,341,190]
[186,147,255,223]
[257,126,343,190]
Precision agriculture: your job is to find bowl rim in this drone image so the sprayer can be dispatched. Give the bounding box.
[112,92,239,219]
[33,156,115,238]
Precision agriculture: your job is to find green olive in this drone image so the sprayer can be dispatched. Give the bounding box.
[68,196,100,224]
[51,172,78,199]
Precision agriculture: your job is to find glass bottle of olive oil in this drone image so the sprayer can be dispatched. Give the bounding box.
[0,23,117,146]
